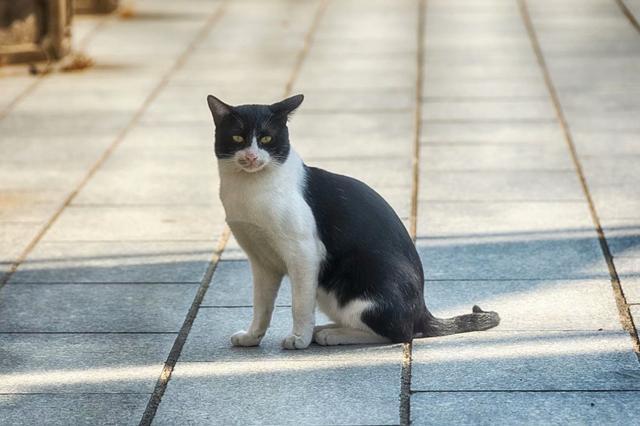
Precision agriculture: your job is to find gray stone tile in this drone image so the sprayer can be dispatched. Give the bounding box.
[155,359,401,425]
[15,84,148,113]
[619,275,640,304]
[0,334,175,393]
[589,184,640,219]
[572,132,640,156]
[42,206,225,242]
[0,110,132,138]
[422,66,543,83]
[0,394,148,426]
[300,88,413,111]
[616,257,640,276]
[416,235,607,280]
[421,143,573,171]
[424,278,622,331]
[297,67,415,90]
[0,194,60,223]
[307,158,412,197]
[0,222,41,263]
[72,143,220,205]
[202,260,292,307]
[423,80,548,101]
[0,74,34,111]
[0,283,197,332]
[417,201,597,244]
[289,112,413,151]
[580,156,640,184]
[73,173,219,205]
[421,121,565,144]
[601,219,640,258]
[0,135,113,170]
[118,123,213,149]
[417,201,594,240]
[411,391,640,425]
[181,307,400,362]
[11,241,215,283]
[422,99,556,121]
[411,331,640,390]
[419,171,584,201]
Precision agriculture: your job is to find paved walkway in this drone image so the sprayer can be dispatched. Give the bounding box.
[1,0,639,424]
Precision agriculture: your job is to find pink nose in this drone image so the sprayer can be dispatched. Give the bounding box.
[245,152,258,162]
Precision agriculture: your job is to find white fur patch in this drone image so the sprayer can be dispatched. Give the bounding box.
[316,287,375,333]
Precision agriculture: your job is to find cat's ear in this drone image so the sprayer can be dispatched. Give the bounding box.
[207,95,232,126]
[269,94,304,119]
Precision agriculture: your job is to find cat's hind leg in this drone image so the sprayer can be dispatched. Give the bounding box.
[314,327,390,346]
[313,323,340,333]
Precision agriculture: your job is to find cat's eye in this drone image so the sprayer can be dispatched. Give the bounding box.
[232,135,244,143]
[260,136,272,144]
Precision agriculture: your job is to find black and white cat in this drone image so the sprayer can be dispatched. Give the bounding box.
[207,94,500,349]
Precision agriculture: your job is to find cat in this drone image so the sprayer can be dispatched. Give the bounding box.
[207,94,500,349]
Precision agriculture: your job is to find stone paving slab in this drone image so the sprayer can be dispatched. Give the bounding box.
[0,223,42,264]
[411,331,640,391]
[422,99,556,121]
[155,359,401,426]
[421,142,574,171]
[416,201,594,238]
[0,334,175,393]
[419,170,584,201]
[588,186,640,220]
[420,121,565,144]
[411,391,640,426]
[424,278,622,331]
[572,132,640,156]
[301,88,413,111]
[41,206,224,242]
[0,283,198,332]
[416,235,607,280]
[0,394,148,426]
[601,220,640,258]
[619,275,640,304]
[201,260,292,307]
[11,241,215,283]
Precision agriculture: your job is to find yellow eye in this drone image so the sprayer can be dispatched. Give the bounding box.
[260,135,272,144]
[232,135,244,143]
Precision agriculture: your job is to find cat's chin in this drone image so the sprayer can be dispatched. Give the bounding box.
[239,162,268,173]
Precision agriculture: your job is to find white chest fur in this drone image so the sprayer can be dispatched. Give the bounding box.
[218,150,324,272]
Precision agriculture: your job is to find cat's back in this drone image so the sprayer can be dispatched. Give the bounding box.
[303,165,414,253]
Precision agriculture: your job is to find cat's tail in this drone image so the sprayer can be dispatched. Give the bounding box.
[419,305,500,337]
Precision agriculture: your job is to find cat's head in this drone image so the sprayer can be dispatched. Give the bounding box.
[206,94,304,173]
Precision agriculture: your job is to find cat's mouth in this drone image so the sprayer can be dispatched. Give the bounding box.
[236,158,268,173]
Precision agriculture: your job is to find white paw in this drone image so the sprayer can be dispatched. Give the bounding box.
[281,333,312,350]
[313,328,338,346]
[230,330,262,347]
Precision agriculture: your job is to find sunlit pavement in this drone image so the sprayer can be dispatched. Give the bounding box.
[1,0,639,424]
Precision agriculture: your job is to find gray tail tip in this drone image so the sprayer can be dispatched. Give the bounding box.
[472,305,484,314]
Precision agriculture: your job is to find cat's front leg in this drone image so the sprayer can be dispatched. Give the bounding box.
[282,250,320,350]
[231,259,283,347]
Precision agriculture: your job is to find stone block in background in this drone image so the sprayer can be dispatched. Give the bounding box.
[74,0,118,14]
[0,0,72,64]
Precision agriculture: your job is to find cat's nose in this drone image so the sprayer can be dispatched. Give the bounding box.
[245,152,258,162]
